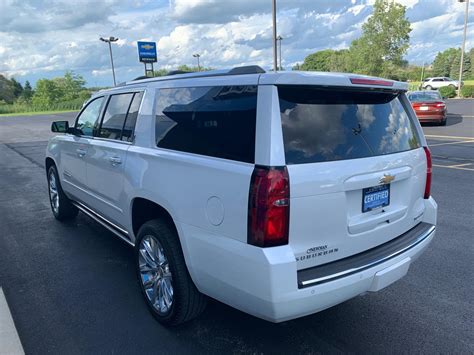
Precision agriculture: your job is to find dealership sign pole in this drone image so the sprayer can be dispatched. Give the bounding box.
[137,41,157,77]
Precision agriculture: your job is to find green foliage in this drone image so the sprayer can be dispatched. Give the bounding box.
[432,48,471,80]
[348,0,411,76]
[0,75,17,104]
[439,86,456,99]
[31,71,88,110]
[299,0,411,77]
[460,85,474,98]
[0,72,90,114]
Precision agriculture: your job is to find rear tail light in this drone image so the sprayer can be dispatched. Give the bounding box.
[423,146,432,199]
[248,166,289,247]
[435,102,445,108]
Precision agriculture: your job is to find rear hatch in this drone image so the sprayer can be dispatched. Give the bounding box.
[277,85,427,270]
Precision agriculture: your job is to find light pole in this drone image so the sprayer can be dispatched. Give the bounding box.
[457,0,469,97]
[193,53,201,71]
[277,35,283,70]
[272,0,278,71]
[100,36,118,86]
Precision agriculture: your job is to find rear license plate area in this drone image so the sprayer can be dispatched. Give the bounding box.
[362,184,390,212]
[419,106,429,111]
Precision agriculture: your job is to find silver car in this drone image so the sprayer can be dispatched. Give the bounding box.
[421,77,461,90]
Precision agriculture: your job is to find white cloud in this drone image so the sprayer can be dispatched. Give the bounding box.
[0,0,472,86]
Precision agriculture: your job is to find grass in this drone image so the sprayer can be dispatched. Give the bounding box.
[0,109,79,117]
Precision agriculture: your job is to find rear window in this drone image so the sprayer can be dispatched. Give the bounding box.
[278,86,421,165]
[155,86,257,163]
[408,91,442,102]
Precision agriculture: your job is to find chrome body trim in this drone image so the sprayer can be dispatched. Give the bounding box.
[300,225,435,287]
[72,201,134,247]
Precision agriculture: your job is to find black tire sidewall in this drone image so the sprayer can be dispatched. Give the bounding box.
[135,221,179,324]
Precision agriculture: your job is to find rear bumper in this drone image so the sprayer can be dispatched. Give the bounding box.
[180,198,437,323]
[416,114,446,122]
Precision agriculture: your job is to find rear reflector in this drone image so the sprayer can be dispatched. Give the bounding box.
[350,78,394,87]
[248,166,289,247]
[423,147,432,199]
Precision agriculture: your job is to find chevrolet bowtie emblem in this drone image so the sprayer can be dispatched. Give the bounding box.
[379,174,395,184]
[141,44,154,50]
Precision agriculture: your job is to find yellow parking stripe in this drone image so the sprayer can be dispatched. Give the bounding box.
[425,134,474,140]
[429,139,474,147]
[433,164,474,171]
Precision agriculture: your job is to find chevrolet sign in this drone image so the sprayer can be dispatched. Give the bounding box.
[137,41,157,63]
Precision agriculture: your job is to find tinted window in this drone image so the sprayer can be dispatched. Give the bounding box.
[278,86,421,165]
[75,97,104,136]
[408,91,442,102]
[100,93,134,140]
[433,78,443,82]
[122,92,143,142]
[155,86,257,163]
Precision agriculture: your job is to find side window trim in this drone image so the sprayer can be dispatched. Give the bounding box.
[119,93,136,141]
[93,90,144,143]
[74,96,105,133]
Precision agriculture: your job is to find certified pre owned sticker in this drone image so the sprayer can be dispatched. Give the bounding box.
[296,245,339,262]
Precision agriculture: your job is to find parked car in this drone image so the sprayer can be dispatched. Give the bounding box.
[421,77,461,90]
[408,90,447,125]
[46,67,437,325]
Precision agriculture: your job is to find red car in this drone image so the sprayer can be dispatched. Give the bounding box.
[408,91,447,126]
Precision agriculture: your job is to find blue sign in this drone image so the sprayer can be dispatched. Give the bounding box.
[137,41,157,63]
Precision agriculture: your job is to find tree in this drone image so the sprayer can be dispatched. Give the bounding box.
[432,48,460,77]
[349,0,411,76]
[450,50,471,80]
[10,78,23,98]
[0,75,16,104]
[300,49,334,71]
[31,79,61,108]
[53,71,86,101]
[20,81,34,102]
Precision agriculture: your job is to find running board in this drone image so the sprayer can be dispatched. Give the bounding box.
[72,201,134,247]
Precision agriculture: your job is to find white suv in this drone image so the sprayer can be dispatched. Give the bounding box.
[46,66,437,325]
[421,77,460,90]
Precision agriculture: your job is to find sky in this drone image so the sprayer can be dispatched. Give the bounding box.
[0,0,472,87]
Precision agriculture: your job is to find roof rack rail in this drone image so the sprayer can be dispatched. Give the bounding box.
[128,65,265,84]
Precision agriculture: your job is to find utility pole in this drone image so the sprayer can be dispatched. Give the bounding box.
[100,36,118,86]
[277,35,283,70]
[193,53,201,71]
[420,62,425,89]
[272,0,278,71]
[457,0,469,97]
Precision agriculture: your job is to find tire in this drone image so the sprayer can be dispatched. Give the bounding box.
[47,165,78,221]
[425,85,433,90]
[449,84,455,88]
[135,219,207,326]
[439,118,447,126]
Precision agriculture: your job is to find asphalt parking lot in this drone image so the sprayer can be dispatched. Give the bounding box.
[0,100,473,354]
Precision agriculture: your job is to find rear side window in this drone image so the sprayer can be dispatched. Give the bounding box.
[155,86,257,163]
[278,86,420,165]
[99,92,143,141]
[122,92,143,142]
[100,93,134,140]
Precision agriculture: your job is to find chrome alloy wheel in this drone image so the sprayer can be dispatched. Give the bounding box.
[139,235,174,314]
[49,171,59,214]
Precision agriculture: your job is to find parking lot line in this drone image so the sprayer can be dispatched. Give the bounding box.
[433,163,474,171]
[0,288,24,355]
[425,134,474,140]
[429,139,474,147]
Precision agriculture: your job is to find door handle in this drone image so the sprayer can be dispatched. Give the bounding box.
[109,156,122,166]
[76,148,86,157]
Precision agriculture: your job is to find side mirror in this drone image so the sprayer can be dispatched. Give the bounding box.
[51,120,69,133]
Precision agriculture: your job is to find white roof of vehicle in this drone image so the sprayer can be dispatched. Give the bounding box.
[99,66,408,95]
